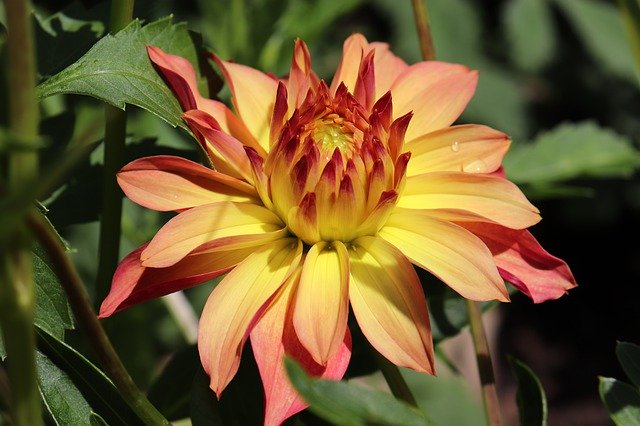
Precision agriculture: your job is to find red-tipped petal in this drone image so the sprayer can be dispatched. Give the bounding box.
[462,222,577,302]
[99,244,254,318]
[147,46,198,111]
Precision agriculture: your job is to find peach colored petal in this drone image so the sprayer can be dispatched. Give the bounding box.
[182,109,255,183]
[293,241,350,365]
[99,244,255,318]
[251,267,351,426]
[147,46,198,111]
[369,41,409,99]
[404,124,510,176]
[212,54,278,151]
[198,238,302,396]
[379,211,509,301]
[348,236,434,373]
[461,222,577,303]
[117,155,258,211]
[398,171,540,229]
[141,201,285,268]
[287,39,319,110]
[199,100,266,156]
[330,33,367,95]
[391,62,478,142]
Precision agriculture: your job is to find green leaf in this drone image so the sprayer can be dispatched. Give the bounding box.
[503,0,557,71]
[554,0,638,84]
[617,342,640,389]
[619,0,640,82]
[36,328,143,426]
[89,412,109,426]
[36,350,93,425]
[37,16,203,128]
[508,356,548,426]
[504,121,640,185]
[599,377,640,426]
[285,358,433,426]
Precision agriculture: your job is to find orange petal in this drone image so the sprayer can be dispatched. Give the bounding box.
[330,33,367,95]
[147,46,199,111]
[198,238,302,396]
[98,243,255,318]
[398,171,540,229]
[293,241,350,365]
[379,211,509,301]
[117,155,258,211]
[183,109,255,183]
[141,201,285,268]
[348,236,434,373]
[212,54,278,151]
[462,222,577,303]
[405,124,510,176]
[391,62,478,142]
[369,41,409,100]
[250,267,351,426]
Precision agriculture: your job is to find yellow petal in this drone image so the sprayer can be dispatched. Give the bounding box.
[198,238,302,396]
[213,55,278,151]
[379,211,509,301]
[405,124,510,176]
[117,155,258,211]
[293,241,350,365]
[141,201,286,267]
[330,33,367,95]
[398,171,540,229]
[391,62,478,142]
[348,236,434,373]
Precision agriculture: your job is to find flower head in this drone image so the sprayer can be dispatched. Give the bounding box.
[100,34,576,426]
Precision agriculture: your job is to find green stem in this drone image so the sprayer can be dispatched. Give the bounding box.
[466,300,502,426]
[372,348,418,407]
[1,0,42,424]
[95,0,135,307]
[26,212,170,426]
[411,0,436,61]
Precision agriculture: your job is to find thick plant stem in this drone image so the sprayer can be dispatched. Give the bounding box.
[411,0,436,61]
[27,212,170,426]
[95,0,135,306]
[466,300,502,426]
[373,349,418,407]
[1,0,42,424]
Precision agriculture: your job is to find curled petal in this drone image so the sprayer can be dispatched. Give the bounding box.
[141,202,285,268]
[147,45,198,111]
[391,62,478,142]
[379,211,509,301]
[330,33,367,95]
[99,244,255,318]
[251,269,351,426]
[405,124,510,176]
[199,238,302,397]
[118,155,258,211]
[293,241,350,365]
[399,171,540,229]
[348,236,434,373]
[462,222,577,302]
[212,54,278,151]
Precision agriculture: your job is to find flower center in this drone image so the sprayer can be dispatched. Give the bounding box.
[312,118,353,158]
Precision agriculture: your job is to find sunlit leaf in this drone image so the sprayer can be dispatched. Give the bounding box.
[508,356,548,426]
[504,121,640,186]
[285,358,433,426]
[37,16,205,129]
[554,0,638,84]
[617,342,640,389]
[599,377,640,426]
[36,329,143,426]
[503,0,557,71]
[36,350,93,425]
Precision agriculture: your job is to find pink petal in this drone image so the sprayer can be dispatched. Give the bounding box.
[330,33,367,96]
[462,222,577,303]
[98,244,255,318]
[251,267,351,426]
[117,155,258,211]
[198,239,302,397]
[147,46,198,111]
[368,41,409,100]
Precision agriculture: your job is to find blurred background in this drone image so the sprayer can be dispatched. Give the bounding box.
[12,0,640,424]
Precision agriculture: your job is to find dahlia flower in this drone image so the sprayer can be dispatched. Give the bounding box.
[99,34,576,425]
